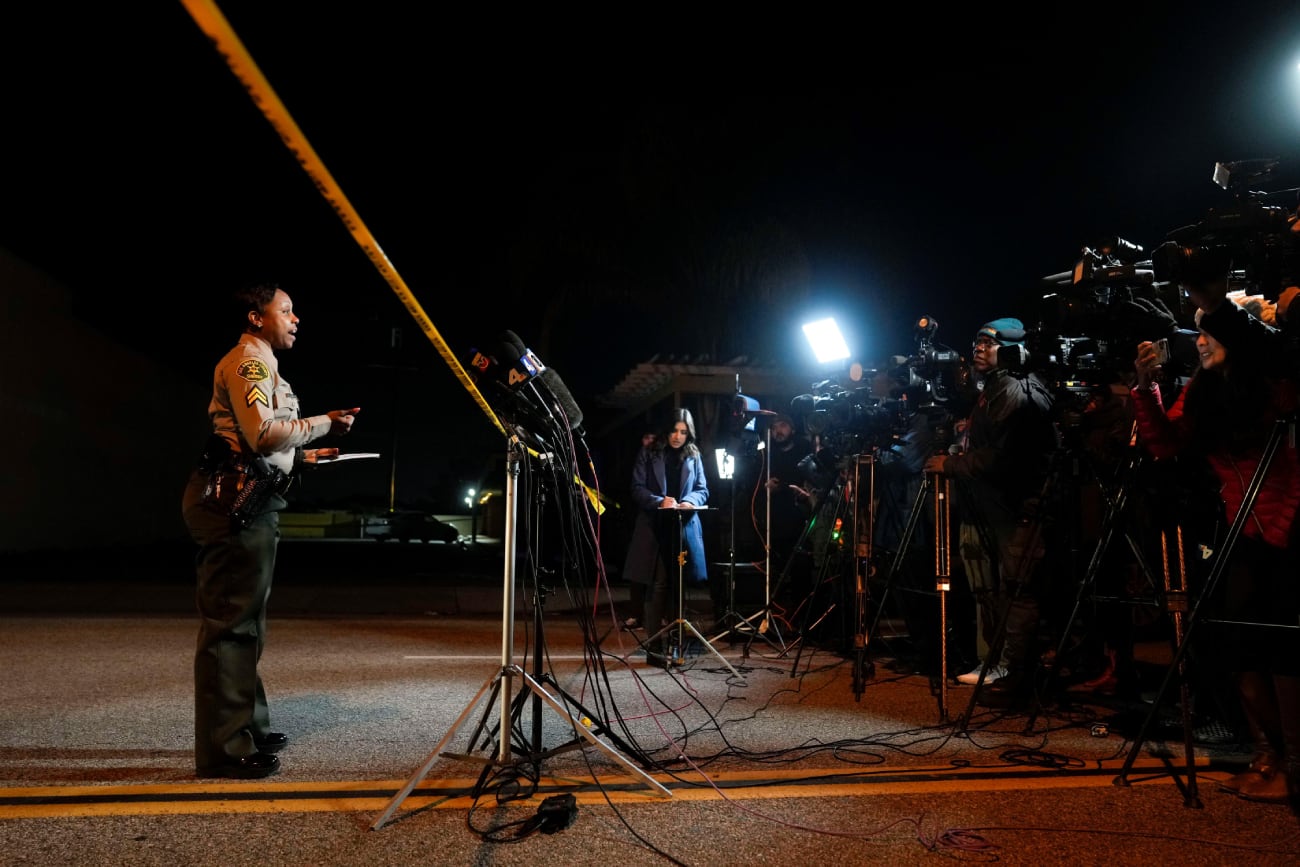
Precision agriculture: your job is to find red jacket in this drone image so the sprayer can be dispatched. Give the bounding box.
[1131,381,1300,549]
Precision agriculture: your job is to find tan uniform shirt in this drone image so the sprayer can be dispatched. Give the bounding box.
[208,333,332,474]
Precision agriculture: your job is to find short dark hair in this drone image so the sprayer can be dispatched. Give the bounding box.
[232,282,280,329]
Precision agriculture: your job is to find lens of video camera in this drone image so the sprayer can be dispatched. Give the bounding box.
[1151,240,1232,286]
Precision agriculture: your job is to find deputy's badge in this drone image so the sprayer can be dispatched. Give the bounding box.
[237,359,270,382]
[245,385,270,408]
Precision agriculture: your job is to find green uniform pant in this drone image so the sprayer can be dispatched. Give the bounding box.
[183,471,278,770]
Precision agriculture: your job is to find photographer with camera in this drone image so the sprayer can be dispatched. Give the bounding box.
[924,318,1058,707]
[1133,275,1300,809]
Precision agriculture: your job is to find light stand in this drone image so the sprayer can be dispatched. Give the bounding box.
[736,420,790,655]
[372,435,670,831]
[643,506,742,677]
[707,448,749,642]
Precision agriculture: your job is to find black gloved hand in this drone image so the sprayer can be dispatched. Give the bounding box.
[1116,296,1180,338]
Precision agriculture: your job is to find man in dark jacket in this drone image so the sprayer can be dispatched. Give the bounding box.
[924,317,1058,705]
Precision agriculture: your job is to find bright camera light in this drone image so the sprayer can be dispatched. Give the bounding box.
[715,448,735,480]
[802,317,851,363]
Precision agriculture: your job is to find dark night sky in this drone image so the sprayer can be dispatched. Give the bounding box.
[6,2,1300,510]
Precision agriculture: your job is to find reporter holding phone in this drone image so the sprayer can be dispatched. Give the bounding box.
[1132,288,1300,808]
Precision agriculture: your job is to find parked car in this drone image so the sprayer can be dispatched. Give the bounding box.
[363,510,462,544]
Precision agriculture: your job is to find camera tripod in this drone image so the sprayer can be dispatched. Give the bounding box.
[777,461,858,678]
[876,468,958,716]
[373,436,670,830]
[1114,416,1293,806]
[868,447,998,717]
[1023,435,1166,728]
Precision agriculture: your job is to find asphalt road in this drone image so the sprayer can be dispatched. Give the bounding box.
[2,553,1299,866]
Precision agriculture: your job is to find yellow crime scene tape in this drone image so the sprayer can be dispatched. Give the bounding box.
[179,0,502,436]
[179,1,605,514]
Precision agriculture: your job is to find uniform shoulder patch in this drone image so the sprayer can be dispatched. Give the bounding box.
[236,359,271,382]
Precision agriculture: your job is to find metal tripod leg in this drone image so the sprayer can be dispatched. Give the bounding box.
[1026,446,1161,730]
[707,472,748,641]
[933,473,952,721]
[734,425,793,657]
[646,508,743,678]
[372,663,671,831]
[736,494,826,660]
[850,454,876,700]
[1114,417,1290,802]
[868,472,932,662]
[373,439,671,831]
[783,475,855,675]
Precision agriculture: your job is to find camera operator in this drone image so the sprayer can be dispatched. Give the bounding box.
[1193,280,1300,375]
[764,413,815,605]
[923,318,1059,707]
[1134,273,1300,808]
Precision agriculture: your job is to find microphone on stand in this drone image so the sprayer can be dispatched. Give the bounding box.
[464,343,550,444]
[498,330,587,436]
[489,331,561,436]
[496,331,598,512]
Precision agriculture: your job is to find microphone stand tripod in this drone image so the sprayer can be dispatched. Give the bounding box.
[483,482,647,769]
[372,435,670,831]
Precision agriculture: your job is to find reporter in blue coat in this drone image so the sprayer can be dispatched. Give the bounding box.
[621,408,710,665]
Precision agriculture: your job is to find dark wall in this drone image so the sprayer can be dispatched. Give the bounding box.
[0,249,210,551]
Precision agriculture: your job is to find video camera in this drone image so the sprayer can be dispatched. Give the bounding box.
[790,316,970,470]
[1030,158,1300,404]
[887,315,968,410]
[1151,158,1300,292]
[1034,235,1184,384]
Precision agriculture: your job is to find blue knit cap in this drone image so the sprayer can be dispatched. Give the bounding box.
[975,317,1026,346]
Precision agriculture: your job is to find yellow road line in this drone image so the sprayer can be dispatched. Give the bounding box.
[0,758,1218,820]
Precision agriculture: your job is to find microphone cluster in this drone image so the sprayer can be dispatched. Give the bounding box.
[466,330,585,447]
